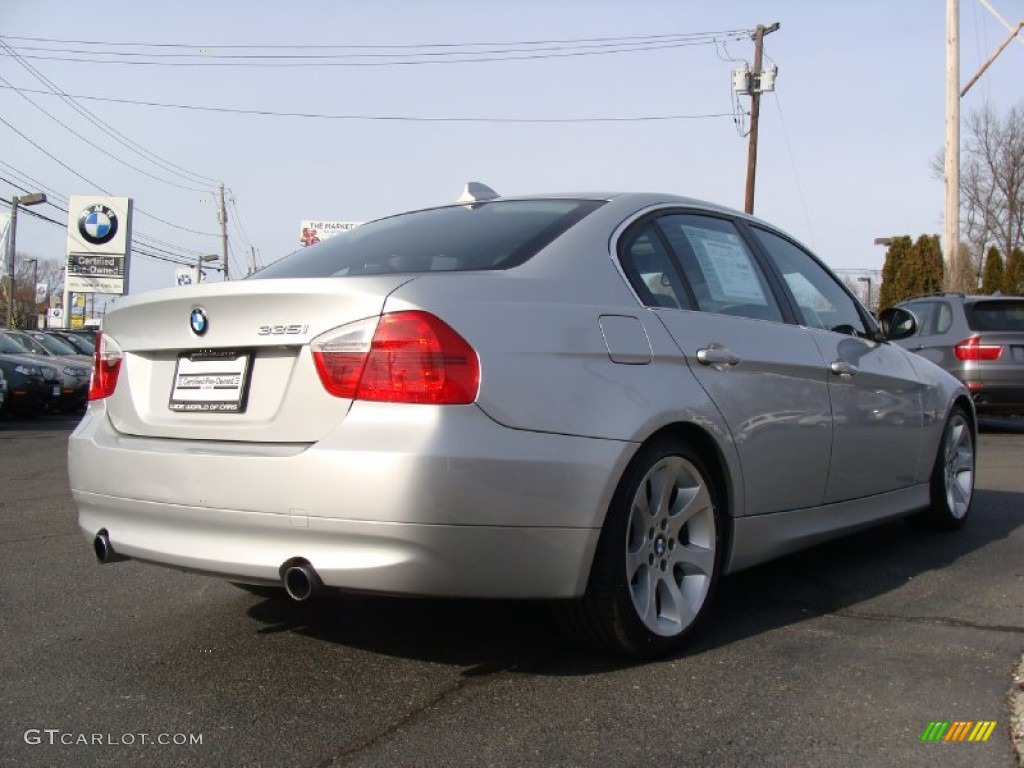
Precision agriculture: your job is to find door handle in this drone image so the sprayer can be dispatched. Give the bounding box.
[696,344,741,370]
[829,361,858,377]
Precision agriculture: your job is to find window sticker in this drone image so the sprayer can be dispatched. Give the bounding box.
[681,226,766,303]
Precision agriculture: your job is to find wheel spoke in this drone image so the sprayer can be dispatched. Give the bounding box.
[653,575,695,631]
[671,481,712,528]
[652,458,682,517]
[671,542,715,576]
[629,564,656,623]
[625,546,650,579]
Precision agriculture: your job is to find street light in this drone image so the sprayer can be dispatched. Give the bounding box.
[24,257,38,329]
[857,276,873,311]
[196,253,218,283]
[873,237,893,247]
[5,192,47,328]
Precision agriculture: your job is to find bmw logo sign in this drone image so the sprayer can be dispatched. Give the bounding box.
[77,204,119,246]
[190,308,208,336]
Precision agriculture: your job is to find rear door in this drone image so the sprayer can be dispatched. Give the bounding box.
[618,213,833,516]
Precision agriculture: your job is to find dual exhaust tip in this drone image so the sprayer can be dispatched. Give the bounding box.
[91,531,322,602]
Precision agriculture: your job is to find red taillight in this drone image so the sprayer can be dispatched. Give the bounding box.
[954,336,1002,361]
[88,332,123,400]
[312,311,480,404]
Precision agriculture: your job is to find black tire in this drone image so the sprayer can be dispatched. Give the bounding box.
[553,438,723,658]
[908,405,975,532]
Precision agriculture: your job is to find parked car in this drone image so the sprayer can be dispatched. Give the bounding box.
[65,327,99,347]
[881,293,1024,416]
[0,330,90,411]
[0,368,7,412]
[0,335,61,416]
[68,191,976,658]
[45,330,96,356]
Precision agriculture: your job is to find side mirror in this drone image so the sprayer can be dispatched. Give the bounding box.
[878,307,917,341]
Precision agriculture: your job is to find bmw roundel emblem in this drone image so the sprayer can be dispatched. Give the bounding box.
[77,204,119,245]
[190,308,208,336]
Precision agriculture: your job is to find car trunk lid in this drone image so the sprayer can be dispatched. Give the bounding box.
[99,277,413,442]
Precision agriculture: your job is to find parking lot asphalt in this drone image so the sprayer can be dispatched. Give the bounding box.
[1,413,1022,768]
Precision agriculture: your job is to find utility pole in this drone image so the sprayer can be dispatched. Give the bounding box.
[5,197,19,328]
[743,23,780,215]
[249,246,258,277]
[28,257,38,329]
[944,0,960,286]
[218,183,229,281]
[5,192,46,328]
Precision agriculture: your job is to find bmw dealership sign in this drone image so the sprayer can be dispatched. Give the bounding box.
[66,196,133,295]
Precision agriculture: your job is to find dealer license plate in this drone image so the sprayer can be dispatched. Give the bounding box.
[169,349,252,412]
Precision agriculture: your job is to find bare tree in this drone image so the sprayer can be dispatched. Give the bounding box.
[932,101,1024,287]
[0,253,65,328]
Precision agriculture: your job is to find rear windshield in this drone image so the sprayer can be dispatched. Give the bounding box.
[966,300,1024,331]
[251,199,604,279]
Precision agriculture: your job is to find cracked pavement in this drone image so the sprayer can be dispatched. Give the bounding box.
[1,414,1022,767]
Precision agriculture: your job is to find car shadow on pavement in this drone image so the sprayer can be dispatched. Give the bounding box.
[244,487,1023,676]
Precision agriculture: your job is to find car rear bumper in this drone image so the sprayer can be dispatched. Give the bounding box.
[965,381,1024,415]
[69,401,633,598]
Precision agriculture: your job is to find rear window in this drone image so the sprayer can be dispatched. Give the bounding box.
[251,199,604,279]
[965,300,1024,331]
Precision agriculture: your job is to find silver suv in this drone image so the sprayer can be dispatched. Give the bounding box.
[881,293,1024,416]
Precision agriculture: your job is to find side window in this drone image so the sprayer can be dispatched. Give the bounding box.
[751,227,868,337]
[656,215,783,322]
[618,223,689,309]
[934,302,954,334]
[905,302,936,336]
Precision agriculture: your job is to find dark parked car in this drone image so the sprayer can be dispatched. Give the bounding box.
[881,293,1024,416]
[46,330,96,356]
[0,336,61,416]
[0,330,90,412]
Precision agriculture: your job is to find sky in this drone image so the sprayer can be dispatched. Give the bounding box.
[2,0,1023,301]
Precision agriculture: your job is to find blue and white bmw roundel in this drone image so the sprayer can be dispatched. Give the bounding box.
[77,205,119,245]
[190,308,208,336]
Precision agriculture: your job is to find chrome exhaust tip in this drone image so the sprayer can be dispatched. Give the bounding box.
[281,560,322,602]
[93,529,129,564]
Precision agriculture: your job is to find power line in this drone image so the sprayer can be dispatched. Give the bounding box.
[0,114,219,237]
[0,84,733,123]
[1,167,212,260]
[3,41,723,68]
[0,112,110,192]
[1,37,734,61]
[16,205,195,266]
[226,190,256,252]
[0,73,213,193]
[0,38,221,186]
[0,30,750,52]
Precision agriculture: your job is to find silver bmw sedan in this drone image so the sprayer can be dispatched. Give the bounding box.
[69,190,975,658]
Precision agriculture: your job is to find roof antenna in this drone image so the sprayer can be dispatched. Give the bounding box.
[456,182,500,204]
